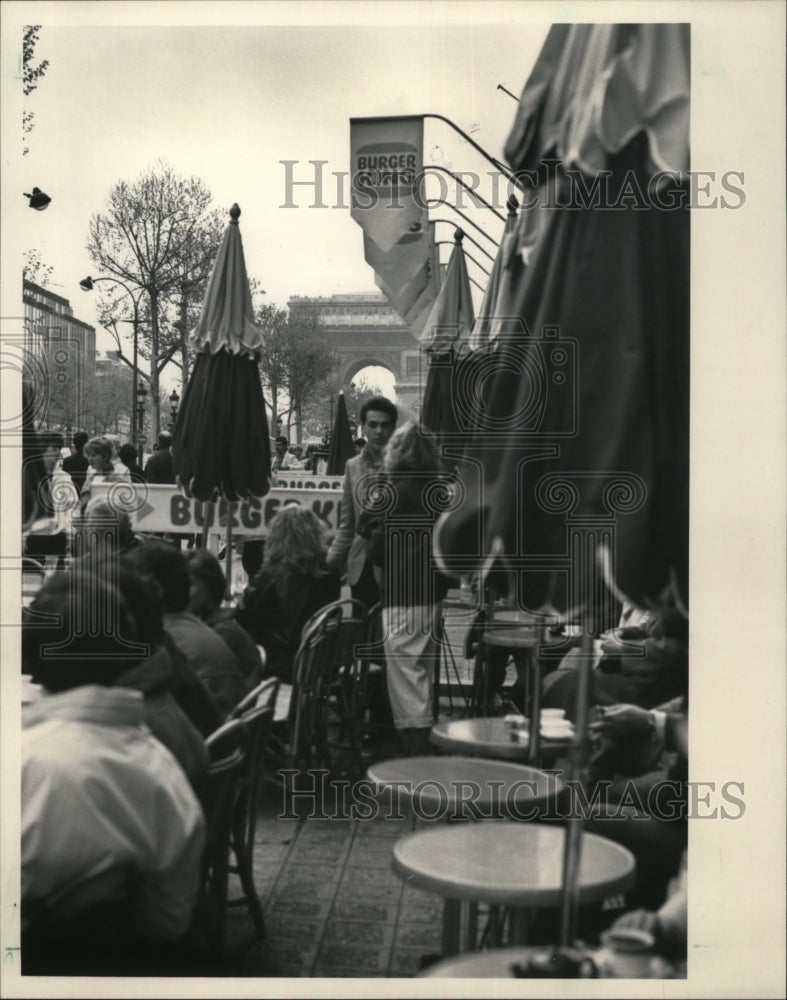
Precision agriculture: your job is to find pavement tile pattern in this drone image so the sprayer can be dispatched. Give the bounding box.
[223,779,447,978]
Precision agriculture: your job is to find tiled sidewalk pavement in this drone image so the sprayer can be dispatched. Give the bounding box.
[220,608,516,978]
[224,780,445,978]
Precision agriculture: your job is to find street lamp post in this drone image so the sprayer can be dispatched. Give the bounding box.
[79,275,147,463]
[136,383,148,462]
[169,389,180,430]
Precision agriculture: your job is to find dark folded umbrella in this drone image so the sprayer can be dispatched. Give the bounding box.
[432,23,690,963]
[326,391,355,476]
[173,349,270,502]
[419,230,475,445]
[173,204,271,503]
[436,24,689,614]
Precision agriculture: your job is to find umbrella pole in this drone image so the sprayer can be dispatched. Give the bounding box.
[558,630,593,948]
[201,503,212,549]
[224,504,233,601]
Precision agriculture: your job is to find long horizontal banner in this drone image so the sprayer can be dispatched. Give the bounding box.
[88,481,344,537]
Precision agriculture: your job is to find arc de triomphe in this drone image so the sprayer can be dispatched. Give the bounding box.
[288,293,425,416]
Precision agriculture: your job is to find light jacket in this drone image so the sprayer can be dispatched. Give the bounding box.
[22,684,205,939]
[326,448,383,585]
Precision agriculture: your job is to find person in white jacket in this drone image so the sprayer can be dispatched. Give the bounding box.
[20,568,205,975]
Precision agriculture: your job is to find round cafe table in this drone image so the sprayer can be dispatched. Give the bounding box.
[392,822,636,956]
[417,944,681,979]
[419,945,591,978]
[366,755,563,820]
[430,717,572,763]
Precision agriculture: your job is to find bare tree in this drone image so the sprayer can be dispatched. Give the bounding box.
[256,301,339,442]
[82,367,133,437]
[86,161,223,436]
[284,304,338,443]
[23,249,53,287]
[159,208,225,387]
[23,25,49,156]
[256,303,290,431]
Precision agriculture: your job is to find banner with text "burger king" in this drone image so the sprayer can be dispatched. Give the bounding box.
[350,116,426,254]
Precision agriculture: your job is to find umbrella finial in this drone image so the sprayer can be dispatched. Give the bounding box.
[229,203,241,224]
[454,228,465,244]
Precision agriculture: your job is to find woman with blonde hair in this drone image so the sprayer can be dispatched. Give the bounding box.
[80,436,130,509]
[236,505,340,682]
[361,422,453,756]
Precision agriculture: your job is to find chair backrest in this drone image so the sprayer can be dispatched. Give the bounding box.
[234,703,276,846]
[239,703,275,777]
[291,604,342,691]
[196,743,244,958]
[352,600,384,665]
[300,596,360,638]
[228,675,280,719]
[205,717,245,760]
[331,600,369,672]
[203,718,245,833]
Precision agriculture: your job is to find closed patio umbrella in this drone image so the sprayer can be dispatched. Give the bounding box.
[326,391,355,476]
[172,203,271,591]
[173,204,271,502]
[433,22,690,958]
[436,22,689,615]
[419,229,475,445]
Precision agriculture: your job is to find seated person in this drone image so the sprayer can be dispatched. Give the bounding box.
[583,687,688,913]
[236,506,340,683]
[113,561,210,789]
[21,568,205,975]
[542,605,688,718]
[185,549,263,688]
[78,496,151,559]
[74,515,219,736]
[126,539,247,720]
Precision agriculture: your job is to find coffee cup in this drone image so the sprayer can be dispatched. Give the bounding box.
[596,928,656,978]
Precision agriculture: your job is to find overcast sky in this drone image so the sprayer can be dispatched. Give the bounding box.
[7,2,550,379]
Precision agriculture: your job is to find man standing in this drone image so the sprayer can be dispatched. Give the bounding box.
[144,431,175,484]
[62,430,89,494]
[327,396,398,742]
[327,395,397,610]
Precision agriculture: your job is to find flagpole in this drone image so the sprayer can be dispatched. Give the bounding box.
[496,83,521,103]
[420,165,506,222]
[424,113,523,188]
[426,201,502,247]
[436,242,492,278]
[433,222,496,262]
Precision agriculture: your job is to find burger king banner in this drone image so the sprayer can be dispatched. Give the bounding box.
[350,116,426,254]
[363,220,439,325]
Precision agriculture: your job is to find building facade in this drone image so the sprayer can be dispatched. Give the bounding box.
[23,280,97,434]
